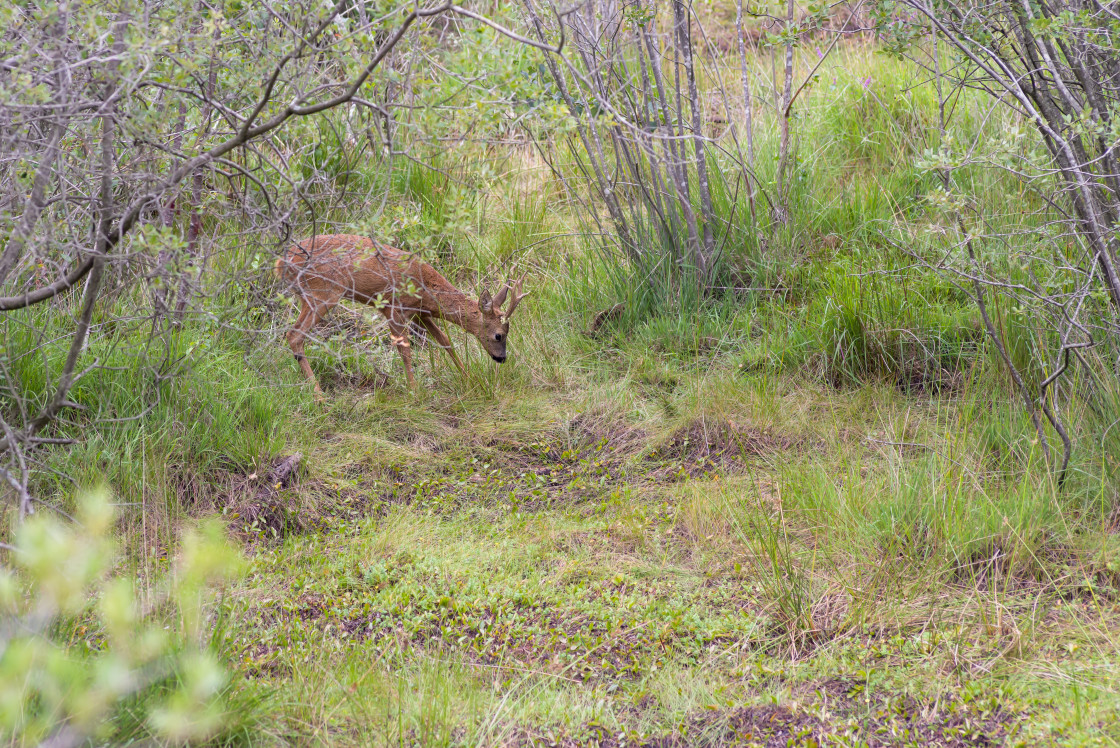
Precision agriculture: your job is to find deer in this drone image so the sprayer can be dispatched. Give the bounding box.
[274,234,528,396]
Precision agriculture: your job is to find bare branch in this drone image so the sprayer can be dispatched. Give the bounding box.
[0,259,96,312]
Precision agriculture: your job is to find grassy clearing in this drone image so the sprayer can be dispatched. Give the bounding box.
[5,30,1120,748]
[211,374,1120,746]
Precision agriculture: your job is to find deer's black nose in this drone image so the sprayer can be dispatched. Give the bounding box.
[492,355,506,363]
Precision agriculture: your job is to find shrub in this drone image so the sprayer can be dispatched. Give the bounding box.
[1,490,244,746]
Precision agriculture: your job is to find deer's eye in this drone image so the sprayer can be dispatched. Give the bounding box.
[495,333,504,342]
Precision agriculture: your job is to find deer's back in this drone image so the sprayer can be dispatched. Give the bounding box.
[276,234,456,310]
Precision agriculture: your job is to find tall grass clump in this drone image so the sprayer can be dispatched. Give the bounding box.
[492,184,552,267]
[2,293,311,524]
[387,153,481,269]
[805,262,982,388]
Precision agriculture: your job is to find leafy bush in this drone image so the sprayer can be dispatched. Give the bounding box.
[1,490,244,746]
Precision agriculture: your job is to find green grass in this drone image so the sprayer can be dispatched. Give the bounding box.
[204,376,1120,746]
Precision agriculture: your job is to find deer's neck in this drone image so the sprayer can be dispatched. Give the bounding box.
[432,290,483,337]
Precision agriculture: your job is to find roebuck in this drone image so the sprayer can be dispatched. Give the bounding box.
[275,234,528,395]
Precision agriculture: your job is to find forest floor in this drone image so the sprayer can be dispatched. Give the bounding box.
[208,352,1120,747]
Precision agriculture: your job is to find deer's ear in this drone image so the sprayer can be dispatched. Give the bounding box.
[478,288,493,312]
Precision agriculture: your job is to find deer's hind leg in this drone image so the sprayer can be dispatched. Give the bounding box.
[287,296,337,399]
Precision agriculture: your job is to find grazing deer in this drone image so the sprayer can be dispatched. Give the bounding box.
[274,234,527,396]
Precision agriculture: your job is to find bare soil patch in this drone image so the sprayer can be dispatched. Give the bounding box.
[212,412,810,547]
[510,686,1022,747]
[647,419,811,480]
[179,453,317,541]
[895,360,967,397]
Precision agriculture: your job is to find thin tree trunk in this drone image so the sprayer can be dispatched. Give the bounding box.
[675,0,715,274]
[520,0,636,258]
[668,4,700,263]
[632,21,680,249]
[0,122,66,287]
[735,0,755,167]
[638,14,699,259]
[775,0,795,224]
[21,11,126,514]
[571,7,639,237]
[175,15,221,321]
[962,221,1052,467]
[0,7,70,287]
[735,0,757,221]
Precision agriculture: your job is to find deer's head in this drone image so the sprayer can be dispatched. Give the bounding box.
[477,278,529,363]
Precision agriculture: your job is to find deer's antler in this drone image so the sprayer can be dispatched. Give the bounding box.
[492,282,510,309]
[504,277,529,317]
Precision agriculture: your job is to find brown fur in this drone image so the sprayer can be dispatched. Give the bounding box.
[274,234,527,396]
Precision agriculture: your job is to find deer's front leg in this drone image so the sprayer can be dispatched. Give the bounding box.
[288,298,331,402]
[418,315,466,377]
